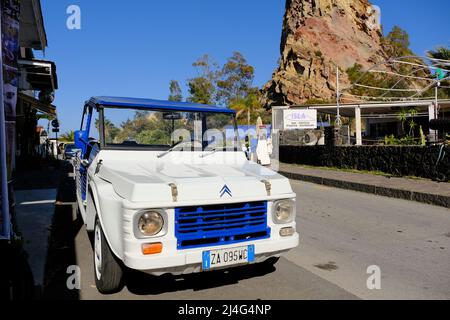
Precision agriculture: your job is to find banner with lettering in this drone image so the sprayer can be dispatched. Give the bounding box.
[2,0,20,118]
[1,0,20,236]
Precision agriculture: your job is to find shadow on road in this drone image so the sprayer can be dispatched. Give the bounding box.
[42,161,81,300]
[122,262,278,296]
[1,158,63,300]
[84,223,278,296]
[42,161,278,298]
[0,241,35,300]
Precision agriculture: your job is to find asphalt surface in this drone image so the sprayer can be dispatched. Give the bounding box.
[43,164,450,300]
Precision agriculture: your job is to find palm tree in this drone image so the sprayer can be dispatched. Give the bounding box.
[409,119,417,137]
[230,93,261,126]
[95,118,119,142]
[397,108,417,134]
[397,109,408,132]
[427,46,450,62]
[427,46,450,97]
[59,130,75,142]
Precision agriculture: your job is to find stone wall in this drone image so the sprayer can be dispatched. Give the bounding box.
[280,145,450,181]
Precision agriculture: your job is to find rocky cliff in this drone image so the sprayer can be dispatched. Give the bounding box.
[263,0,389,107]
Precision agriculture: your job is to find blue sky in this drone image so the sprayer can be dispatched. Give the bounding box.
[36,0,450,134]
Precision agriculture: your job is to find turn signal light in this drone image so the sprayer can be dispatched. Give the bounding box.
[142,242,163,255]
[280,227,295,237]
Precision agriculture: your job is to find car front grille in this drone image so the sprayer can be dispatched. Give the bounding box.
[175,201,270,250]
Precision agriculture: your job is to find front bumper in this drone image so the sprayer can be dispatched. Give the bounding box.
[122,232,299,276]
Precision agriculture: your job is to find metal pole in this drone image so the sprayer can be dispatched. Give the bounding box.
[0,9,11,240]
[56,132,58,158]
[47,121,50,157]
[435,81,439,141]
[336,66,342,127]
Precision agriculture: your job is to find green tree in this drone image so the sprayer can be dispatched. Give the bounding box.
[382,27,432,84]
[383,26,413,58]
[427,46,450,61]
[231,91,262,126]
[427,46,450,98]
[96,119,120,143]
[217,52,255,105]
[168,80,183,102]
[396,107,417,134]
[137,129,169,145]
[346,61,417,99]
[187,54,219,104]
[59,130,75,142]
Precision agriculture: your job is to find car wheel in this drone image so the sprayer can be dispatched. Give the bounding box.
[93,218,123,294]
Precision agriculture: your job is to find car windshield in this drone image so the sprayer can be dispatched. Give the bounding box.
[101,107,240,151]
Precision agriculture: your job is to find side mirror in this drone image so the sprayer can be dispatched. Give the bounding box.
[74,130,88,156]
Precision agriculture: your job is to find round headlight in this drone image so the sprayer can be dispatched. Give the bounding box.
[273,200,295,224]
[138,211,164,236]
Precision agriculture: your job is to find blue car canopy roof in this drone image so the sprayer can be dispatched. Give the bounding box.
[87,96,236,114]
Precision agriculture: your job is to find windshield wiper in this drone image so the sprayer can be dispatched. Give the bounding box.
[157,141,183,158]
[199,147,224,158]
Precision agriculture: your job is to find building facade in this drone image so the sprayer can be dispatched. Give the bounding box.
[1,0,58,240]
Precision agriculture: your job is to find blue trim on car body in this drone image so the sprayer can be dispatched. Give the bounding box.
[87,96,236,114]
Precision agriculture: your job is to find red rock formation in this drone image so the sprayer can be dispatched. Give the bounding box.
[263,0,389,107]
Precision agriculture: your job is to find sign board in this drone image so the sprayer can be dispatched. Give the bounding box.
[163,112,182,120]
[436,68,446,81]
[51,119,59,128]
[52,129,60,133]
[283,109,317,130]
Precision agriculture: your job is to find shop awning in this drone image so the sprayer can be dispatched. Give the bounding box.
[281,100,450,118]
[19,0,47,50]
[18,59,58,91]
[18,93,56,116]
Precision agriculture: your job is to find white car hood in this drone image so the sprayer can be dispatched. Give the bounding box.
[94,151,293,203]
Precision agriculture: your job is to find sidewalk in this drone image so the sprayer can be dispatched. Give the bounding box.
[279,163,450,208]
[15,189,57,288]
[13,164,61,297]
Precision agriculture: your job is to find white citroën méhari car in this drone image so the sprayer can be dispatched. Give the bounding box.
[74,97,299,293]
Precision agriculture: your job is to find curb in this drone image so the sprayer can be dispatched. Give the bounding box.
[279,171,450,209]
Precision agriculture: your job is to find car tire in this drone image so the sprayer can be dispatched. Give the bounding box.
[93,218,123,294]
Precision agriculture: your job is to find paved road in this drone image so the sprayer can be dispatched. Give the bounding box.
[287,180,450,300]
[44,169,450,300]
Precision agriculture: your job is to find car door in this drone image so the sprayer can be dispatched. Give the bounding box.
[75,106,99,206]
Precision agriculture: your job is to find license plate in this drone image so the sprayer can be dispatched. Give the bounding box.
[202,245,255,271]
